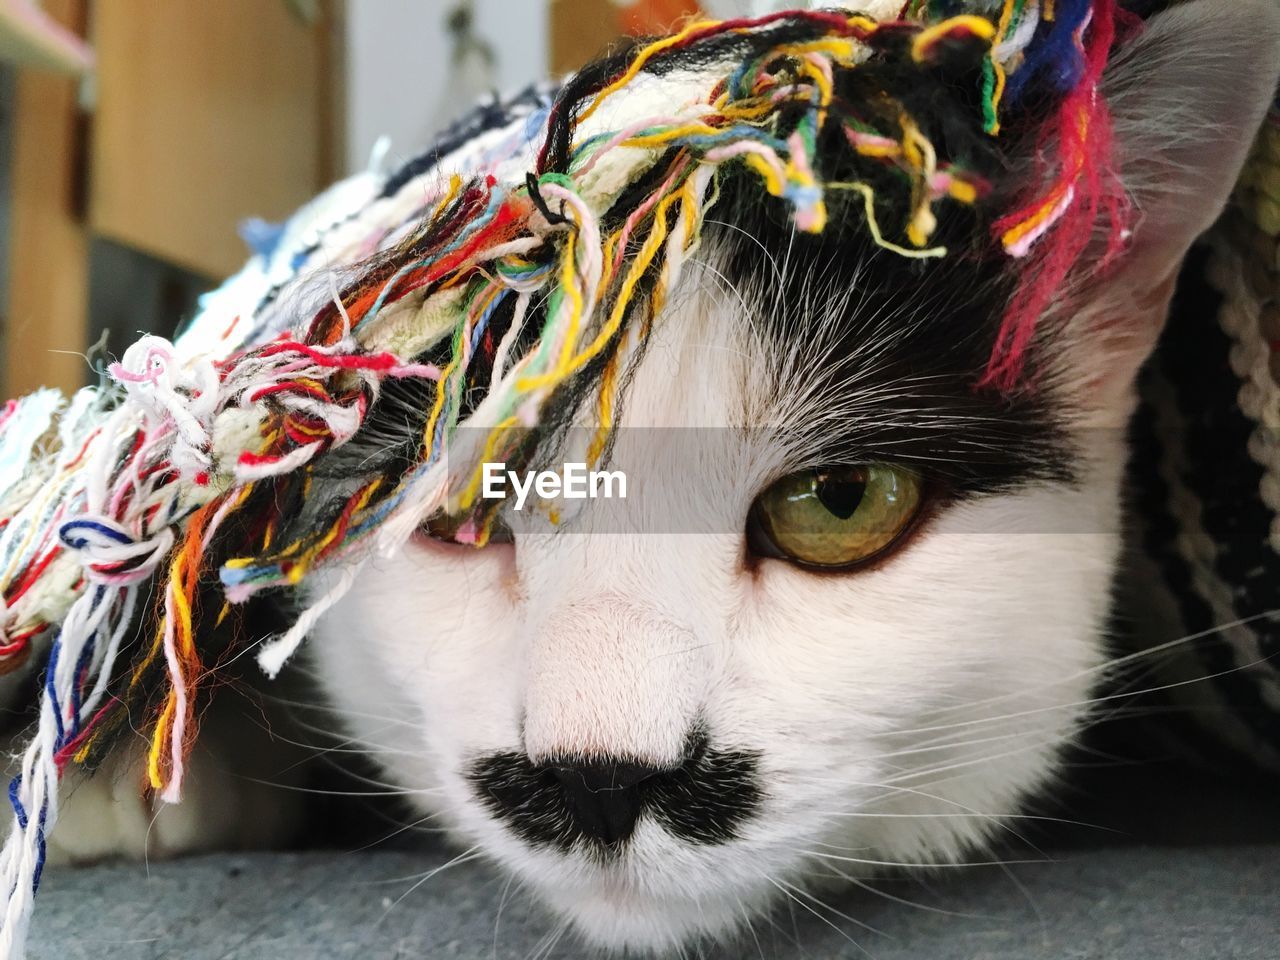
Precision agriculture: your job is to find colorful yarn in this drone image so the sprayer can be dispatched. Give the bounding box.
[0,4,1136,954]
[983,0,1128,389]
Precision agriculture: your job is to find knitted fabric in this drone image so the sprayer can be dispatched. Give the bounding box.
[1122,98,1280,774]
[0,2,1225,955]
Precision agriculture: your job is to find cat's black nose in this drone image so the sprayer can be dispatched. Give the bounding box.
[468,729,763,855]
[550,760,666,845]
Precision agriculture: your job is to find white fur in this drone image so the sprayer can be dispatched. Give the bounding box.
[311,275,1122,951]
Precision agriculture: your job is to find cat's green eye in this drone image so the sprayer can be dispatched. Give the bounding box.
[748,464,924,569]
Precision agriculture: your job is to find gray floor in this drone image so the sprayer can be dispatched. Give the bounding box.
[25,749,1280,959]
[27,840,1280,960]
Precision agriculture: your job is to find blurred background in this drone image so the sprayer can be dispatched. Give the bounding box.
[0,0,801,400]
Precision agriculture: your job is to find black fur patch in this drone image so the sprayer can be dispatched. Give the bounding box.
[466,728,762,855]
[693,41,1075,499]
[704,173,1074,499]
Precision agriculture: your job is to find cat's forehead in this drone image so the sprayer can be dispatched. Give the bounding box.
[610,216,1076,498]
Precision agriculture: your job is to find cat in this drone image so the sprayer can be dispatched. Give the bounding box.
[39,0,1280,956]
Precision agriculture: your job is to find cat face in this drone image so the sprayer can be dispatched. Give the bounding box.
[311,262,1123,950]
[307,2,1279,952]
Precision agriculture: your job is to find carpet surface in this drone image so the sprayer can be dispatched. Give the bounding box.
[26,841,1280,959]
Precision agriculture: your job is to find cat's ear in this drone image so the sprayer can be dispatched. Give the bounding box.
[1104,0,1280,288]
[1066,0,1280,416]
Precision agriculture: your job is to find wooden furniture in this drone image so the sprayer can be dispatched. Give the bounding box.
[89,1,337,280]
[4,0,88,397]
[3,1,338,397]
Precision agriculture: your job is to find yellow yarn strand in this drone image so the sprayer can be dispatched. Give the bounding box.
[577,18,725,126]
[911,15,996,61]
[899,113,939,247]
[147,698,177,790]
[579,15,877,129]
[827,182,948,258]
[144,546,196,790]
[986,0,1020,135]
[518,188,684,391]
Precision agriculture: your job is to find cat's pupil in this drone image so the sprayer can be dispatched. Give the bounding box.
[814,468,867,520]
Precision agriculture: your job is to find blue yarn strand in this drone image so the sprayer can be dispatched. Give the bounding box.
[1003,0,1091,103]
